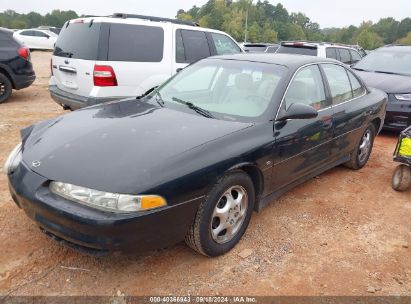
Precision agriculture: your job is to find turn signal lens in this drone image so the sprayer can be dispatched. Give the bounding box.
[141,196,167,210]
[399,138,411,157]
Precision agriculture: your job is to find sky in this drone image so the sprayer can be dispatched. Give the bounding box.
[2,0,411,28]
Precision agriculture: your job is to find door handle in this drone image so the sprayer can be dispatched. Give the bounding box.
[59,65,77,74]
[176,68,183,73]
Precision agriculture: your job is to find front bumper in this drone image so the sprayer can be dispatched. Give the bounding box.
[49,85,126,110]
[384,96,411,131]
[7,162,202,253]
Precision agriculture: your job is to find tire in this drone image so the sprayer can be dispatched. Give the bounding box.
[185,171,255,257]
[344,124,376,170]
[392,164,411,192]
[0,72,12,104]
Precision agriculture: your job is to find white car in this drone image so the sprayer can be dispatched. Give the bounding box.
[48,13,243,110]
[13,29,57,50]
[276,41,364,65]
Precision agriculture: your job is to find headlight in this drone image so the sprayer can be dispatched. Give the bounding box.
[398,137,411,157]
[394,94,411,101]
[49,181,167,213]
[3,143,22,175]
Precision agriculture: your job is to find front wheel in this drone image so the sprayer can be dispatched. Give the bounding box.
[344,124,376,170]
[392,164,411,192]
[185,171,255,257]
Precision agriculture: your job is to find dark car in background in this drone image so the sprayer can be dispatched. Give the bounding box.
[0,27,35,103]
[353,45,411,131]
[242,43,279,53]
[5,54,386,256]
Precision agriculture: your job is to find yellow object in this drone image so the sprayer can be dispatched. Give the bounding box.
[141,196,167,210]
[399,137,411,157]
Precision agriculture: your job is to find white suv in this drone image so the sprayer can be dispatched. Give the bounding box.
[49,13,242,110]
[276,41,364,65]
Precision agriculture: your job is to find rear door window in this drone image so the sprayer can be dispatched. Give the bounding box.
[322,64,353,104]
[326,47,338,60]
[20,30,35,37]
[210,33,241,55]
[54,22,101,60]
[176,29,211,63]
[108,24,164,62]
[338,48,351,64]
[349,50,362,63]
[34,31,49,38]
[347,70,365,98]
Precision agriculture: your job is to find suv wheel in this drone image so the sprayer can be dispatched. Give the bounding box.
[0,72,12,103]
[186,171,255,257]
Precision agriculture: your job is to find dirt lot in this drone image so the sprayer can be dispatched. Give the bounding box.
[0,51,410,297]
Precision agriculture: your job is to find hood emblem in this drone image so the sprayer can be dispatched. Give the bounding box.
[32,160,41,168]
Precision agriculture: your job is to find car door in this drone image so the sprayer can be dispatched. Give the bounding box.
[31,30,49,49]
[320,63,368,160]
[173,29,212,74]
[272,64,334,191]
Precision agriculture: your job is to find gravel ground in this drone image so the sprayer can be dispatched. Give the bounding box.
[0,51,410,297]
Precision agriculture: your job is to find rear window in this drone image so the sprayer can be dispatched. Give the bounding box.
[277,45,318,56]
[108,24,164,62]
[54,22,101,60]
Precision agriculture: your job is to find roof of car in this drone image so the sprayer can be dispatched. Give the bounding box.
[211,53,340,67]
[0,27,14,35]
[376,45,411,52]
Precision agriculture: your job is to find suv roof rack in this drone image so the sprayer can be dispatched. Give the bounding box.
[112,13,199,27]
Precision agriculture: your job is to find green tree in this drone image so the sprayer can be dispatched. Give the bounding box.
[357,29,384,49]
[397,31,411,45]
[261,22,278,42]
[372,17,399,43]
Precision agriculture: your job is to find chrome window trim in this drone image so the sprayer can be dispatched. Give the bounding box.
[274,61,367,120]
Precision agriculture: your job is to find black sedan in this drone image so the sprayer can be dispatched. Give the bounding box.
[353,45,411,131]
[5,54,387,256]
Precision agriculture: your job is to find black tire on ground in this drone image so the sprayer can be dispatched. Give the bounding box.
[0,72,12,104]
[344,124,376,170]
[392,164,411,192]
[185,171,255,257]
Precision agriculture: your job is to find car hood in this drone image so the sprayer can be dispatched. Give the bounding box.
[355,70,411,94]
[22,99,252,194]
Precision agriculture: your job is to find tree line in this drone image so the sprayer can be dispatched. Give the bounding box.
[177,0,411,49]
[1,2,411,50]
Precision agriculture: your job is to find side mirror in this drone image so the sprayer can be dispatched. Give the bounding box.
[277,102,318,121]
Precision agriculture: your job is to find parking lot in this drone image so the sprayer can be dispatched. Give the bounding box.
[0,51,410,297]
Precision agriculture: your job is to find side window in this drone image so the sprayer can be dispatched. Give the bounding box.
[176,30,185,63]
[338,48,351,64]
[176,29,211,63]
[173,66,217,92]
[108,24,164,62]
[210,33,241,55]
[322,64,353,104]
[285,65,328,111]
[347,70,365,98]
[350,50,362,63]
[20,31,33,36]
[34,31,49,38]
[326,47,338,60]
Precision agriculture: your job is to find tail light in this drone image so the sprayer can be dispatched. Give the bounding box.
[18,47,30,61]
[93,65,118,87]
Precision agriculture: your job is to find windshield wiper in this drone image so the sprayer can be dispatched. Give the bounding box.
[374,70,397,75]
[172,97,214,119]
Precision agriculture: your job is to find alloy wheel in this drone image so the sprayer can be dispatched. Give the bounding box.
[211,185,248,244]
[358,129,372,163]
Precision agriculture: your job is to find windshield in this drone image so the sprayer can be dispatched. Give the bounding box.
[150,59,287,122]
[353,49,411,76]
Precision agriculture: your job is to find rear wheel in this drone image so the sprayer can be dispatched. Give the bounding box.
[185,171,255,257]
[0,72,12,104]
[392,164,411,192]
[344,124,376,170]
